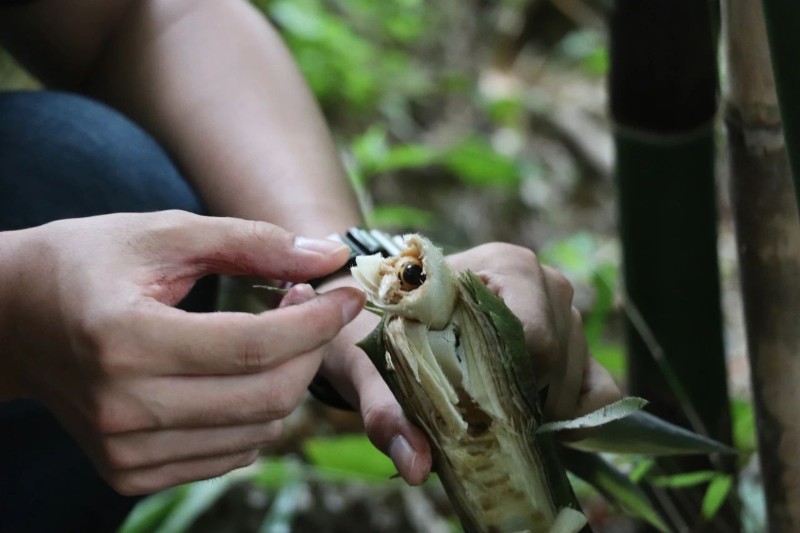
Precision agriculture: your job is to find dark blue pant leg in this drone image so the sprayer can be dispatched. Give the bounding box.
[0,91,216,533]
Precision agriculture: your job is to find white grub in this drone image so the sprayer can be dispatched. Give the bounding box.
[351,234,458,329]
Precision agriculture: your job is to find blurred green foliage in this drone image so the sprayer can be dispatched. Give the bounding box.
[253,0,435,126]
[554,29,609,77]
[540,233,626,381]
[302,434,397,481]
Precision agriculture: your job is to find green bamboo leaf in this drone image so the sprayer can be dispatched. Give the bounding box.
[560,446,669,532]
[702,475,734,520]
[648,470,718,488]
[629,458,656,483]
[537,397,647,434]
[567,411,736,456]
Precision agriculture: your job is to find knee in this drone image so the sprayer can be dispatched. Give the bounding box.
[0,91,204,230]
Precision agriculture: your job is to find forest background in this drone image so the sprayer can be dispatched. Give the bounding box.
[0,0,767,531]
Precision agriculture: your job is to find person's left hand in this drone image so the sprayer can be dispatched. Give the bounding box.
[311,242,622,486]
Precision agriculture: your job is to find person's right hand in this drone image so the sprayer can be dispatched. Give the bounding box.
[0,210,365,495]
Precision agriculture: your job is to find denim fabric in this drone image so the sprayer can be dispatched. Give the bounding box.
[0,91,215,532]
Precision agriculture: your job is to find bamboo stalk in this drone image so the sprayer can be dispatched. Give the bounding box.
[609,1,737,529]
[761,0,800,214]
[723,1,800,530]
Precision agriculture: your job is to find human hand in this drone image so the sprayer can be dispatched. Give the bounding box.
[446,243,622,422]
[0,211,365,495]
[312,241,621,485]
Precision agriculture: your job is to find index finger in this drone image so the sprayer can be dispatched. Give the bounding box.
[139,211,353,285]
[132,287,366,376]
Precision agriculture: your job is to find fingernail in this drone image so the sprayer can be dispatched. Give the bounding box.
[280,284,316,307]
[295,236,349,255]
[341,290,366,323]
[389,435,418,483]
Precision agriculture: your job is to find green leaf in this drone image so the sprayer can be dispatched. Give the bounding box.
[442,137,520,187]
[302,434,397,481]
[486,96,526,127]
[648,470,718,488]
[350,127,439,180]
[568,411,737,456]
[379,144,439,172]
[352,126,390,175]
[629,458,656,483]
[537,397,647,434]
[590,341,626,382]
[702,475,734,520]
[560,446,669,532]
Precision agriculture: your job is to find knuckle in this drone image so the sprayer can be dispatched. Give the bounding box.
[525,324,560,369]
[77,310,143,379]
[362,402,402,443]
[548,269,575,302]
[90,395,156,435]
[102,441,141,471]
[570,307,584,329]
[239,220,289,250]
[91,399,128,434]
[237,450,260,469]
[149,210,197,235]
[76,313,117,362]
[482,242,538,263]
[261,421,284,443]
[265,395,295,421]
[363,404,387,430]
[240,219,268,243]
[256,382,298,421]
[161,209,193,222]
[105,471,146,496]
[238,336,268,373]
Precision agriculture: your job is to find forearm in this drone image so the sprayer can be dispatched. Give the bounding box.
[2,0,361,236]
[87,0,361,235]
